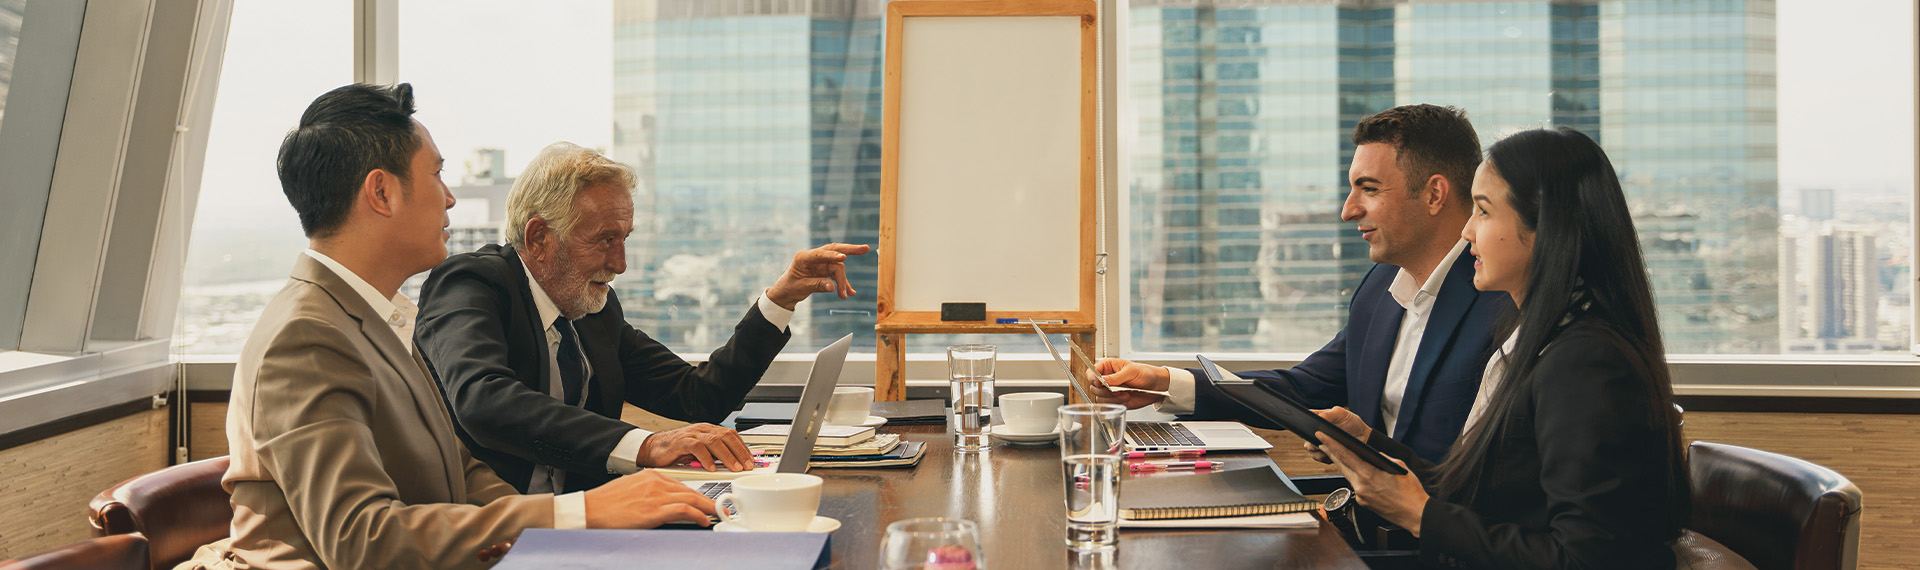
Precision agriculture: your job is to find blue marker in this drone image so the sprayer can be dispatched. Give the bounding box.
[996,318,1067,324]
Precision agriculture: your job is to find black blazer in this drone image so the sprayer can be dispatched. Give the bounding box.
[1190,251,1509,463]
[414,243,789,493]
[1369,318,1687,570]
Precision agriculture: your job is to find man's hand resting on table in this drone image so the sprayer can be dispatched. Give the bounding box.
[637,423,756,472]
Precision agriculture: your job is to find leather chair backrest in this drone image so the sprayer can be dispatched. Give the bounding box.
[0,534,149,570]
[1689,442,1862,570]
[87,457,231,570]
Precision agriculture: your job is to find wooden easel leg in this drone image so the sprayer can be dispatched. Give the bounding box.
[877,332,907,402]
[1069,333,1096,404]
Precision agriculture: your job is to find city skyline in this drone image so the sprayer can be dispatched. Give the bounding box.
[173,0,1916,356]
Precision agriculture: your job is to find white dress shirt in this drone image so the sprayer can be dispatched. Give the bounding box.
[1463,327,1520,431]
[300,250,591,527]
[519,263,795,527]
[1156,239,1471,432]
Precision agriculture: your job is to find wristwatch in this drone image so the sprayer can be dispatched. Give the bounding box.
[1322,487,1363,545]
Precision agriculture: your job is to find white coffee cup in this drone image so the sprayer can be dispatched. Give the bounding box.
[715,473,823,532]
[826,386,875,425]
[999,392,1065,434]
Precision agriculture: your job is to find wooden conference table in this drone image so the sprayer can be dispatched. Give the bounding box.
[798,424,1367,569]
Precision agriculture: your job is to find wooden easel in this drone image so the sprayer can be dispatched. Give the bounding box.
[875,0,1099,402]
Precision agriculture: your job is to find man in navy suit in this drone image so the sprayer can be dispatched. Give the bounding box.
[1098,104,1505,463]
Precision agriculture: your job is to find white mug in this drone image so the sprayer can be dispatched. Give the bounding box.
[826,386,875,425]
[715,473,823,532]
[999,392,1065,434]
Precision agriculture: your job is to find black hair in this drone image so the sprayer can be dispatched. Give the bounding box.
[276,83,420,238]
[1352,104,1482,206]
[1436,127,1688,529]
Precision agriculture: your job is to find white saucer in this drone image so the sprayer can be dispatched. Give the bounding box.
[714,515,841,534]
[827,416,887,428]
[990,426,1061,445]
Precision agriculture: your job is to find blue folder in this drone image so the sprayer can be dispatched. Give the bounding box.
[495,528,831,570]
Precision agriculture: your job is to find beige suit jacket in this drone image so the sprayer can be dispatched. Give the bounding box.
[184,255,553,569]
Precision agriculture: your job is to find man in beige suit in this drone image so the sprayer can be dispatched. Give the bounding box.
[183,83,716,570]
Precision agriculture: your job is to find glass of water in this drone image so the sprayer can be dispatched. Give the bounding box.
[947,344,996,453]
[1058,403,1125,550]
[880,517,986,570]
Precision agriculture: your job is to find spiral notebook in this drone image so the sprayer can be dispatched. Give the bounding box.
[1118,467,1316,521]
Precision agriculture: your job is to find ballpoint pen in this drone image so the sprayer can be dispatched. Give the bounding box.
[1128,460,1222,471]
[1124,449,1204,459]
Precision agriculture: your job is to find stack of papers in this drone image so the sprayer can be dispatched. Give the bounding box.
[739,424,877,447]
[748,433,901,457]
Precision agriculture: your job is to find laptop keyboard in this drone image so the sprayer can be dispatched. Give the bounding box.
[1127,423,1205,447]
[694,482,731,498]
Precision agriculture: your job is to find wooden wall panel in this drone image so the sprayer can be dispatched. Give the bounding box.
[0,409,168,559]
[1259,412,1920,570]
[188,402,227,461]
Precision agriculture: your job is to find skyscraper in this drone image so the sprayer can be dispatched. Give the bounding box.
[613,0,885,353]
[1129,0,1777,354]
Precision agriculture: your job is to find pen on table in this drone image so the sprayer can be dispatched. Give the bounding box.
[997,318,1067,324]
[1125,449,1204,459]
[1129,460,1223,471]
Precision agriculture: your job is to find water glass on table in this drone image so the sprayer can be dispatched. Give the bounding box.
[880,517,986,570]
[1058,403,1126,550]
[947,344,996,453]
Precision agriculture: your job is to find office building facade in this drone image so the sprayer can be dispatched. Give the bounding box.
[1129,0,1777,354]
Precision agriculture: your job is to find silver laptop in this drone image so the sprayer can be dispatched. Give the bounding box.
[685,333,852,499]
[1027,324,1270,452]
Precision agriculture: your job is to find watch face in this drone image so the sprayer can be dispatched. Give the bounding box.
[1322,487,1352,512]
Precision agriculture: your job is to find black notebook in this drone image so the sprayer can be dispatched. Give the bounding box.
[1118,467,1316,520]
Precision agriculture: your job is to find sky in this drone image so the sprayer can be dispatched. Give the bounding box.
[190,0,1917,234]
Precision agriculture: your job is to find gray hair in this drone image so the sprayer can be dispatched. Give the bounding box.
[504,142,636,246]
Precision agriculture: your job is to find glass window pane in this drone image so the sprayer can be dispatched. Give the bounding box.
[176,2,350,355]
[1128,0,1914,356]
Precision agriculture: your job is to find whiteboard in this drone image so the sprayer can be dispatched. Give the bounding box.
[885,11,1092,317]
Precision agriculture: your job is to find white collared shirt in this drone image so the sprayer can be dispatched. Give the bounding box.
[1464,328,1520,431]
[1377,239,1469,437]
[300,250,590,528]
[1155,239,1471,429]
[302,250,418,352]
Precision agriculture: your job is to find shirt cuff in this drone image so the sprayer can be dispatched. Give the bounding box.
[755,293,793,332]
[1153,366,1198,415]
[554,491,588,529]
[607,428,654,474]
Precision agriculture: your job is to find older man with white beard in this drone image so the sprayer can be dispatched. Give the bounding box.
[414,142,868,497]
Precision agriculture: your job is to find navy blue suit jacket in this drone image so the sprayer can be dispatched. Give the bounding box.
[1188,251,1508,463]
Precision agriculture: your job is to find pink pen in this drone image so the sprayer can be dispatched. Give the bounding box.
[1124,449,1204,459]
[1129,460,1222,471]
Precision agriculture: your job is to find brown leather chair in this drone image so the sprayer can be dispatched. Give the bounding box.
[88,457,231,570]
[1689,442,1862,570]
[0,534,149,570]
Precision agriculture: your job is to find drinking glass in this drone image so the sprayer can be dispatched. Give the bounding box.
[1058,403,1126,550]
[880,517,986,570]
[947,344,996,453]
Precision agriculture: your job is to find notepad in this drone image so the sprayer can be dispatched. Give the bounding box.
[739,424,876,447]
[496,528,829,570]
[1118,467,1317,521]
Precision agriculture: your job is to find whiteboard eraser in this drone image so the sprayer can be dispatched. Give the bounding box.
[941,303,987,321]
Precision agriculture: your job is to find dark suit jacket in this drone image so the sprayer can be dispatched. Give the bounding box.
[1189,251,1508,463]
[415,244,790,493]
[1369,318,1687,570]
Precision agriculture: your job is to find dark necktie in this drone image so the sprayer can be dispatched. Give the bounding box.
[554,317,587,407]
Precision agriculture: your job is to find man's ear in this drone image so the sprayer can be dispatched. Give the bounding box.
[1424,174,1451,215]
[363,168,399,218]
[521,217,551,261]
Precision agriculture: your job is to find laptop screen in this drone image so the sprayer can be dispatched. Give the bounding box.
[776,333,853,472]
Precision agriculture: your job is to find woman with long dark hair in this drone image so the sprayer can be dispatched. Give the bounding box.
[1312,127,1690,569]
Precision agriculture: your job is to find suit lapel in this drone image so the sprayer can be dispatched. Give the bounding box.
[292,255,464,495]
[502,245,557,398]
[1351,286,1402,429]
[1390,252,1481,438]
